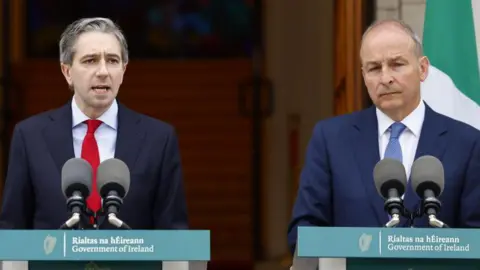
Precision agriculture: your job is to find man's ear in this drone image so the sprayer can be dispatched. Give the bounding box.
[60,63,73,87]
[419,56,430,82]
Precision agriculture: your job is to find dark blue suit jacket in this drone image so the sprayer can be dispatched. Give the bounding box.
[287,103,480,253]
[0,100,189,230]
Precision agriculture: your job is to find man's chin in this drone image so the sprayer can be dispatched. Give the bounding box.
[377,99,403,111]
[90,91,115,102]
[90,98,114,109]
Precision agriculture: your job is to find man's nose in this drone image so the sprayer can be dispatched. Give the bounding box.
[380,68,394,85]
[96,61,109,76]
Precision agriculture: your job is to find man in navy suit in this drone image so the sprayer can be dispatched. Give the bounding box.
[0,17,189,230]
[288,19,480,253]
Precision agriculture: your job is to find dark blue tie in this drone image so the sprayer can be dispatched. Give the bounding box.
[384,122,406,162]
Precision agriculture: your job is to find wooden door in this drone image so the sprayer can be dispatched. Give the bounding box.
[334,0,375,114]
[6,1,257,269]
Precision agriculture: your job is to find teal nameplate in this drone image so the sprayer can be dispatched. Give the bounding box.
[29,261,162,270]
[0,230,210,261]
[347,258,480,270]
[298,227,475,259]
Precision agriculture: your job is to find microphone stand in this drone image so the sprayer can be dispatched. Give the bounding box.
[384,214,401,228]
[428,215,450,228]
[423,197,450,228]
[59,195,90,230]
[410,200,450,228]
[59,210,94,230]
[103,193,132,230]
[59,213,81,229]
[384,205,426,228]
[383,196,409,228]
[108,213,131,230]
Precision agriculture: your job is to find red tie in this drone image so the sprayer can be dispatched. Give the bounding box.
[81,120,103,221]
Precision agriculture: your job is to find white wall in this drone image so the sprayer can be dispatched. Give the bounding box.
[376,0,426,38]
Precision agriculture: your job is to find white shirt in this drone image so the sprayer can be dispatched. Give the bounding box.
[71,97,118,162]
[376,100,425,179]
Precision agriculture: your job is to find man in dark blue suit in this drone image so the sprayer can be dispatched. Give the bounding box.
[288,19,480,253]
[0,17,188,230]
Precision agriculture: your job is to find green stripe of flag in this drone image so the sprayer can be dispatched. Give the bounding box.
[423,0,480,105]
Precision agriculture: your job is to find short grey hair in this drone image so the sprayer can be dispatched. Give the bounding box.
[361,19,423,57]
[59,17,129,65]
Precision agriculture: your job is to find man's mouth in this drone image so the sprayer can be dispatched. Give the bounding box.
[91,86,110,93]
[380,92,400,97]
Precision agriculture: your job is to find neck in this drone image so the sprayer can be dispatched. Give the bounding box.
[384,98,421,122]
[74,95,111,119]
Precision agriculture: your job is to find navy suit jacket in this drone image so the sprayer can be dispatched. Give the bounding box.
[287,103,480,253]
[0,100,189,230]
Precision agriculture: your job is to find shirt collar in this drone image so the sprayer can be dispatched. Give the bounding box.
[376,100,425,137]
[71,96,118,130]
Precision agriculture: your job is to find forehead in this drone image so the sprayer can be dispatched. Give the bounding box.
[360,26,415,63]
[73,31,122,59]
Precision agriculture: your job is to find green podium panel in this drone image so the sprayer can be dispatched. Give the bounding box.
[0,230,210,270]
[297,226,480,269]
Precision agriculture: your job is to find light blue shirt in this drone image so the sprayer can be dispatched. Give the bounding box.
[71,97,118,162]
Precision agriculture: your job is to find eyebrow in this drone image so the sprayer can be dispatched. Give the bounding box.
[364,56,406,66]
[80,53,121,60]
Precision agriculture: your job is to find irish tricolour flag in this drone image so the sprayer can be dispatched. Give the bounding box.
[421,0,480,130]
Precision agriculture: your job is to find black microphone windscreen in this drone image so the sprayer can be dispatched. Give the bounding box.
[61,158,93,198]
[97,158,130,198]
[373,158,407,199]
[411,155,444,197]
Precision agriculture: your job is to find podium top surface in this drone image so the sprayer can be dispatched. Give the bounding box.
[297,226,477,259]
[0,230,210,261]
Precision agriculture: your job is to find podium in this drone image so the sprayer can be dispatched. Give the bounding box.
[0,230,210,270]
[294,226,479,270]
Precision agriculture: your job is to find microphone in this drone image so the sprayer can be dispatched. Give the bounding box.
[373,158,408,228]
[97,158,131,229]
[411,155,449,228]
[60,158,92,229]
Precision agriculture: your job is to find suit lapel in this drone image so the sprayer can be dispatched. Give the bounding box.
[41,101,146,174]
[352,106,387,225]
[113,103,145,172]
[42,100,146,228]
[413,104,448,163]
[42,102,75,173]
[351,104,448,227]
[98,103,145,227]
[403,104,448,217]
